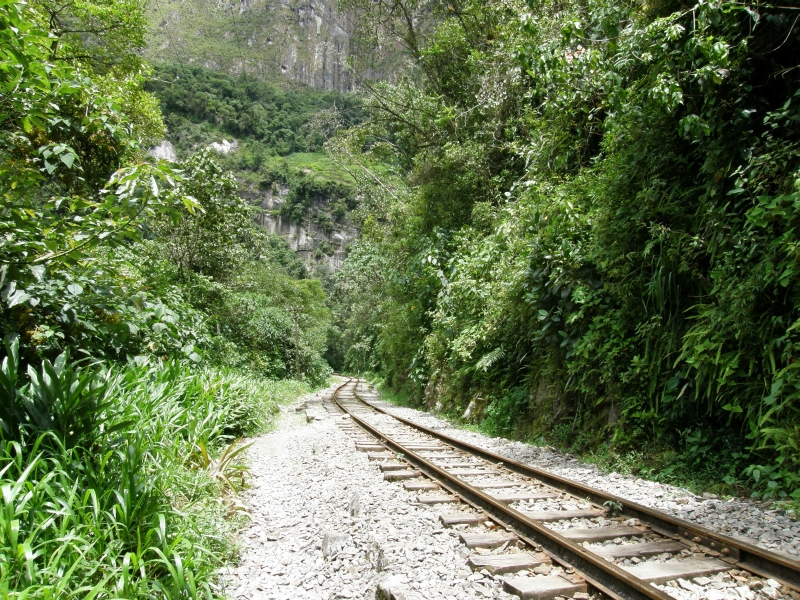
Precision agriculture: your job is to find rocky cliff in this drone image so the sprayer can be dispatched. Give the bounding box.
[255,183,356,272]
[147,0,365,91]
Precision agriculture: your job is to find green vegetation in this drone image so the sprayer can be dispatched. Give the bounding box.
[259,153,359,227]
[333,0,800,501]
[146,62,363,231]
[146,63,364,158]
[0,1,329,596]
[0,346,310,597]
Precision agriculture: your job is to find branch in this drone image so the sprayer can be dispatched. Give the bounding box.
[1,195,152,267]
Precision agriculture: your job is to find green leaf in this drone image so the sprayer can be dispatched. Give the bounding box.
[59,152,75,168]
[7,290,31,308]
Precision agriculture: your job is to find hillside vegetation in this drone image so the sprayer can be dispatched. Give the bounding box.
[147,62,363,251]
[331,0,800,501]
[0,1,326,596]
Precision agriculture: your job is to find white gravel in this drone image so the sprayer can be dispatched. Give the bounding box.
[359,387,800,560]
[222,382,520,600]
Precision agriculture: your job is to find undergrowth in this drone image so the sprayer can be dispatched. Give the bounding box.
[0,339,310,598]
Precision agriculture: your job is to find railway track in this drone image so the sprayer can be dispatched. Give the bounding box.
[322,378,800,600]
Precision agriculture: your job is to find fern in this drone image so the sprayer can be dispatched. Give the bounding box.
[474,348,506,373]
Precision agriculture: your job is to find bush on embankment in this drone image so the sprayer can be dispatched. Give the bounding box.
[332,0,800,501]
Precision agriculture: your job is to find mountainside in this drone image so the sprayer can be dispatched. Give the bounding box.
[146,0,401,91]
[145,63,364,272]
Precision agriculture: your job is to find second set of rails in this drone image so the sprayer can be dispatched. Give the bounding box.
[321,378,800,600]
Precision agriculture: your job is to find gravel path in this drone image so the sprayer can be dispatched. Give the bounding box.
[360,388,800,559]
[222,382,521,600]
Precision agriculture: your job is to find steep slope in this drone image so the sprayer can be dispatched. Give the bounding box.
[146,63,363,272]
[146,0,403,91]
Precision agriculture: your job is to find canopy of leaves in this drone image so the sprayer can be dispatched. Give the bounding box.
[31,0,148,73]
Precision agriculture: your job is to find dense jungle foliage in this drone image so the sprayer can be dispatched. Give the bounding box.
[331,0,800,500]
[146,63,363,235]
[0,1,327,596]
[146,63,364,157]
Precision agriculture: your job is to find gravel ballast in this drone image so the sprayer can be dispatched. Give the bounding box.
[222,382,520,600]
[223,379,799,600]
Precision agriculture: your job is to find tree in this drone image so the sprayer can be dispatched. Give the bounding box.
[0,0,191,361]
[152,149,254,282]
[31,0,148,74]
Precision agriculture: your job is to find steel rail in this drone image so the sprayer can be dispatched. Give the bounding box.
[333,386,675,600]
[347,383,800,592]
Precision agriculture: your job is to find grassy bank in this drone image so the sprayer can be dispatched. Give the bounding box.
[0,344,312,598]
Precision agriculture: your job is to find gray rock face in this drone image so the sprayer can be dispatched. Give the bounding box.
[149,140,177,162]
[255,185,355,272]
[208,138,238,154]
[146,0,399,91]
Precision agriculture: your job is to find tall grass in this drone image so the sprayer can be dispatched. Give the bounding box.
[0,340,310,598]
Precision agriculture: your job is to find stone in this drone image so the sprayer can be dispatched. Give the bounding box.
[762,586,780,599]
[348,492,361,517]
[377,575,407,600]
[321,531,349,558]
[148,140,177,162]
[735,586,755,600]
[678,578,697,592]
[208,138,238,154]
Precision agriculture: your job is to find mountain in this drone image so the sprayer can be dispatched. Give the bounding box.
[146,0,396,91]
[145,62,364,273]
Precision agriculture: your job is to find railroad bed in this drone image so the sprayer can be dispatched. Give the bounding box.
[324,378,800,600]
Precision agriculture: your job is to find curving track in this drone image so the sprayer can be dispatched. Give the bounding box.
[323,378,800,600]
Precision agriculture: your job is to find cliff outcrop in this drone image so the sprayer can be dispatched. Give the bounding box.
[147,0,359,91]
[255,183,356,272]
